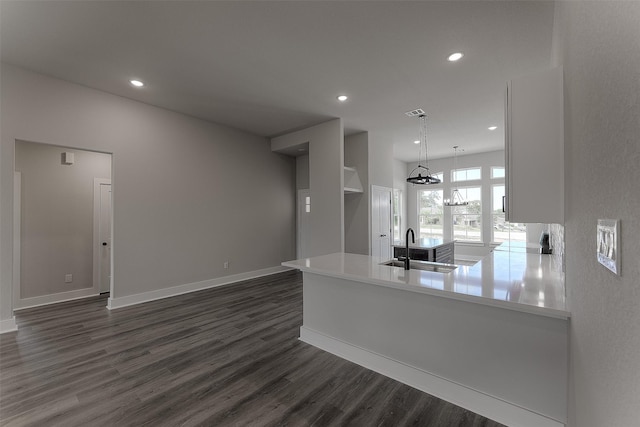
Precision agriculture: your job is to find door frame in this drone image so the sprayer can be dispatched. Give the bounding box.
[93,178,112,294]
[371,185,392,260]
[13,172,22,304]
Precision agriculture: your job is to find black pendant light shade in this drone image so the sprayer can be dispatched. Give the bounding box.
[407,114,441,185]
[407,165,441,185]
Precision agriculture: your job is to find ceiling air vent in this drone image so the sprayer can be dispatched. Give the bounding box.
[405,108,425,117]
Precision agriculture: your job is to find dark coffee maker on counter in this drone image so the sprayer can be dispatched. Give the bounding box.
[539,232,552,254]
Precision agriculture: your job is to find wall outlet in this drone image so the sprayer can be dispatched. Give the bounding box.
[65,274,73,283]
[224,261,229,269]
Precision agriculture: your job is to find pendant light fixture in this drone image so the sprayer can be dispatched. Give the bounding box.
[407,114,441,185]
[444,145,469,206]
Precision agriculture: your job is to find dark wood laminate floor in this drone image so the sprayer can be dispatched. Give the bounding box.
[0,271,504,427]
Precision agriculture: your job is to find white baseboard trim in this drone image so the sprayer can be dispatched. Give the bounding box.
[300,326,564,427]
[14,288,99,311]
[108,266,294,310]
[0,316,18,334]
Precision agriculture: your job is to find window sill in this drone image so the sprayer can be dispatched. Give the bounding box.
[454,241,485,247]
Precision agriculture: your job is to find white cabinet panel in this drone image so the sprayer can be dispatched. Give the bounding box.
[506,67,564,224]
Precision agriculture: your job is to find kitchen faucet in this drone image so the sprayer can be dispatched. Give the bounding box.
[404,228,415,270]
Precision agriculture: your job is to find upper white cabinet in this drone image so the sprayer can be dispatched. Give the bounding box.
[505,66,564,224]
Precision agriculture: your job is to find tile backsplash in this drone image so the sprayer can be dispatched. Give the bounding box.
[549,223,565,273]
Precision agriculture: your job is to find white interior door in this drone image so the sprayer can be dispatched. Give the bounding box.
[98,183,112,293]
[371,185,392,260]
[297,189,311,259]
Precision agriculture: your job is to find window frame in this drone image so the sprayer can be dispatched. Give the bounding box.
[491,166,505,179]
[417,188,444,240]
[450,186,482,243]
[491,183,527,244]
[392,189,403,244]
[451,167,482,183]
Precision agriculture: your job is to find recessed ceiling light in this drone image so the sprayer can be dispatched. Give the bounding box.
[130,79,144,87]
[414,140,420,144]
[337,95,348,102]
[447,52,464,62]
[488,126,498,131]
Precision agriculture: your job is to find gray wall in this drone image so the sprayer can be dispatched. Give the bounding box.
[1,64,296,308]
[344,132,369,255]
[296,154,309,190]
[15,142,111,299]
[369,133,394,189]
[553,2,640,426]
[271,119,344,257]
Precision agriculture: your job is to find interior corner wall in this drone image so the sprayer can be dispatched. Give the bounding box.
[344,132,369,255]
[0,64,296,305]
[15,141,111,300]
[553,2,640,426]
[271,119,344,257]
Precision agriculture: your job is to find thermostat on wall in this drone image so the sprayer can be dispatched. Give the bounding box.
[62,152,75,165]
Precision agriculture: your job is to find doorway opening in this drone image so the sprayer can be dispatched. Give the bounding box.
[94,179,112,294]
[14,140,113,309]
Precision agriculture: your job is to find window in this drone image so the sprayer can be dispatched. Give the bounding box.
[491,167,505,179]
[393,189,403,244]
[451,187,482,242]
[492,185,526,243]
[418,189,443,239]
[305,196,310,213]
[452,167,481,182]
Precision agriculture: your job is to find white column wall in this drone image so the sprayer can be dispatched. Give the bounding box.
[344,132,369,255]
[271,119,344,257]
[552,2,640,426]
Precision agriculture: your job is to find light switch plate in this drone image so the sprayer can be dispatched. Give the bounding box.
[597,219,620,275]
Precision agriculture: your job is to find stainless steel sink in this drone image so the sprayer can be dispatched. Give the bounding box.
[381,259,458,273]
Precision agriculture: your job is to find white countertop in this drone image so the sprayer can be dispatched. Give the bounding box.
[493,241,542,253]
[282,244,568,319]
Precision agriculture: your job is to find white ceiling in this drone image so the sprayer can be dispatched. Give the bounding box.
[0,1,555,162]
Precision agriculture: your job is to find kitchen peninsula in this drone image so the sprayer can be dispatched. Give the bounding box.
[282,244,568,427]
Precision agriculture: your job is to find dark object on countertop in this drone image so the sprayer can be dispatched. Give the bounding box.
[540,232,552,254]
[404,228,415,270]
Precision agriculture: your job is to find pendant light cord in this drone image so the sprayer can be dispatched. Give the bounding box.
[420,114,427,170]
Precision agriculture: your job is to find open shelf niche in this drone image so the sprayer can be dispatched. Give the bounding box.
[344,166,363,193]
